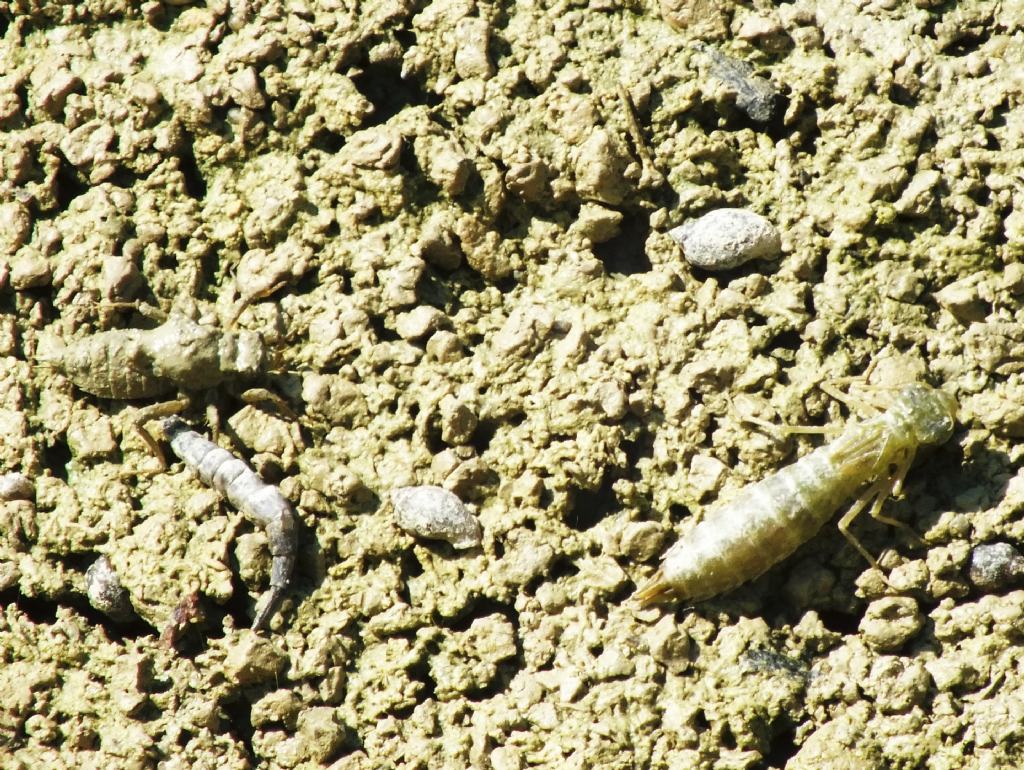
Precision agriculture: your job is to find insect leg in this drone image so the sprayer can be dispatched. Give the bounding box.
[633,569,673,605]
[741,412,841,438]
[837,478,892,570]
[617,83,665,188]
[239,387,299,420]
[889,447,914,497]
[820,380,884,416]
[161,591,204,648]
[131,397,191,469]
[735,393,841,440]
[224,280,291,328]
[865,449,927,547]
[100,301,168,323]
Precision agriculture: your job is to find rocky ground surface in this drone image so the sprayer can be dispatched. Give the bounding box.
[2,0,1024,768]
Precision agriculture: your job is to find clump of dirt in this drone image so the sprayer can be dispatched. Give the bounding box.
[3,0,1024,768]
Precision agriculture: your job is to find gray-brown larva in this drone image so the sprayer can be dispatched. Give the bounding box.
[41,309,269,400]
[391,485,482,549]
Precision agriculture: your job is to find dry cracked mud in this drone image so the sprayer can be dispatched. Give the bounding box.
[3,1,1024,768]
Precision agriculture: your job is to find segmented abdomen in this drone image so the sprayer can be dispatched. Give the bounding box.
[58,330,168,399]
[660,441,873,602]
[164,422,290,532]
[162,417,297,630]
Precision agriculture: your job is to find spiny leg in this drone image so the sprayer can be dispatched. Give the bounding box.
[735,393,842,440]
[820,365,874,392]
[823,365,915,415]
[741,412,842,438]
[744,375,888,441]
[857,385,900,413]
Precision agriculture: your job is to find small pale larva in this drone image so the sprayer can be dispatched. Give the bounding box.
[391,485,482,549]
[635,382,957,605]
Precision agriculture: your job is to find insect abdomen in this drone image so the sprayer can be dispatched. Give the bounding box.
[61,330,169,399]
[660,447,865,601]
[636,381,958,607]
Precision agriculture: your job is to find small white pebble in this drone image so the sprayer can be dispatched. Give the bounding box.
[426,330,463,362]
[688,454,728,497]
[934,277,987,323]
[85,556,135,622]
[0,472,33,501]
[669,208,781,271]
[395,305,446,341]
[9,252,52,290]
[101,256,142,301]
[619,521,666,561]
[391,485,482,549]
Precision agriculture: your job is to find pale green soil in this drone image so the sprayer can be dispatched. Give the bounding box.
[2,1,1024,768]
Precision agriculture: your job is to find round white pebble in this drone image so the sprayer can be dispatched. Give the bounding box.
[85,556,135,622]
[0,472,33,501]
[669,208,781,270]
[391,485,482,549]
